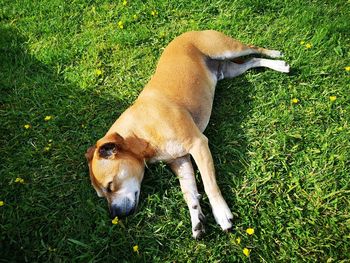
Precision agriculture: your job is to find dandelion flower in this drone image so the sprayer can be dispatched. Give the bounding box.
[44,116,52,121]
[291,98,299,104]
[329,96,337,102]
[118,21,124,29]
[151,10,158,16]
[246,228,255,235]
[345,66,350,71]
[236,237,241,245]
[133,245,139,252]
[44,146,51,152]
[112,216,119,225]
[0,201,4,206]
[95,69,102,76]
[15,177,25,184]
[24,124,31,129]
[243,247,250,256]
[305,43,312,49]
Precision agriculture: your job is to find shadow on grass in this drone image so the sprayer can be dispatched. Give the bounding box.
[0,26,134,262]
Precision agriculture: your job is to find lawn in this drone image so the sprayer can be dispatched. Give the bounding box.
[1,0,349,262]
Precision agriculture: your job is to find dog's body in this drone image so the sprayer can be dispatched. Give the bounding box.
[86,30,290,238]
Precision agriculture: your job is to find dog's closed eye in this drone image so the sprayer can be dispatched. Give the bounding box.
[106,182,113,193]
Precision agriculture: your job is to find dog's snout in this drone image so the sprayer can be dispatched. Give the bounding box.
[110,198,136,219]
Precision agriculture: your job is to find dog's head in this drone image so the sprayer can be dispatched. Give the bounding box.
[85,133,152,218]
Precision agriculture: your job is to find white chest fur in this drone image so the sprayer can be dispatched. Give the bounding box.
[149,140,187,163]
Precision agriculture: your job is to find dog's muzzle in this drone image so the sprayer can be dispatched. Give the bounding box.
[109,192,138,218]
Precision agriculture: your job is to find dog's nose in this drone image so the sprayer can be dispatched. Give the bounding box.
[110,199,136,219]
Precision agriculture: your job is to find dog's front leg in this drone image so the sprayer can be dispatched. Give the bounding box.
[169,155,205,239]
[189,136,233,231]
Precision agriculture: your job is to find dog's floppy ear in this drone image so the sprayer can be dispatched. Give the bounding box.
[85,146,96,162]
[98,143,118,158]
[96,133,124,159]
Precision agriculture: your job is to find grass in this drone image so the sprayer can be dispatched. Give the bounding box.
[0,0,349,262]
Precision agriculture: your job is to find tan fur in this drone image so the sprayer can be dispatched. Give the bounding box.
[86,30,290,237]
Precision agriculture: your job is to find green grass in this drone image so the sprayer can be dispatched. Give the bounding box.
[1,0,349,262]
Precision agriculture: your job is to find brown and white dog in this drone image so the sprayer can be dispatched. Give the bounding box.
[85,30,290,239]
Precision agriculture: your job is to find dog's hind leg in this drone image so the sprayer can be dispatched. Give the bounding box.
[207,57,290,81]
[195,30,284,60]
[219,57,290,79]
[169,155,206,239]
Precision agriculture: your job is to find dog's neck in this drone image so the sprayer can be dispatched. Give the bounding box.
[123,135,156,161]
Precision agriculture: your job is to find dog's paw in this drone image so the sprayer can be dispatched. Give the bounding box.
[266,49,284,58]
[191,208,206,239]
[192,221,206,239]
[272,60,290,73]
[212,202,233,231]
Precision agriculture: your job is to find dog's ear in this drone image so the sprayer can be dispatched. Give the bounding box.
[96,133,124,159]
[98,142,118,158]
[85,146,96,162]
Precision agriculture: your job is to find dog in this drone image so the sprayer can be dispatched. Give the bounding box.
[85,30,290,239]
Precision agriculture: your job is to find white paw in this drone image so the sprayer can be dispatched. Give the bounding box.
[267,49,284,58]
[212,201,233,231]
[192,220,205,239]
[190,205,206,239]
[272,60,290,73]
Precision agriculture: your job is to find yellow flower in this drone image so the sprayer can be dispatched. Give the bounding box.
[44,146,51,152]
[24,124,31,129]
[246,228,255,235]
[0,201,4,206]
[345,66,350,71]
[118,21,124,29]
[236,237,241,245]
[122,0,127,6]
[95,69,102,76]
[243,247,250,256]
[112,216,119,225]
[291,98,299,104]
[151,10,158,16]
[300,41,305,45]
[329,96,337,102]
[133,245,139,252]
[305,43,312,49]
[44,116,52,121]
[15,177,25,184]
